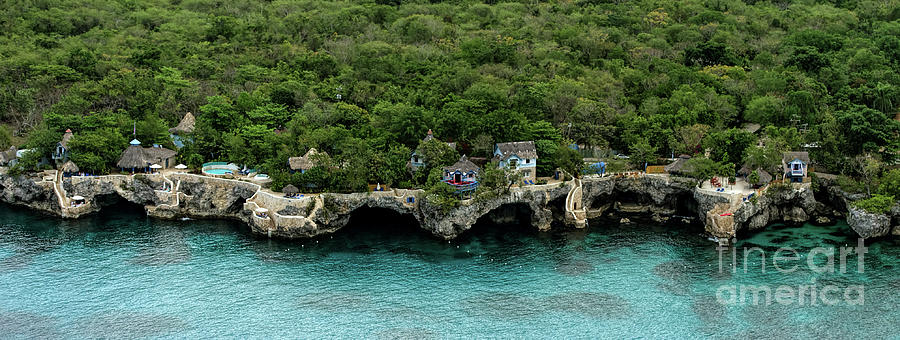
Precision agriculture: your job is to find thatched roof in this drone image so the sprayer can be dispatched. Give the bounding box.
[782,151,810,174]
[116,140,177,169]
[782,151,810,164]
[443,155,480,174]
[168,112,195,135]
[143,146,177,164]
[664,155,693,174]
[754,169,772,185]
[59,129,73,148]
[60,160,79,173]
[289,148,326,170]
[117,144,147,169]
[282,184,299,194]
[743,123,761,134]
[494,141,537,160]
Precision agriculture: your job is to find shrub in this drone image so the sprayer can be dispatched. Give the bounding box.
[836,175,864,194]
[853,194,895,214]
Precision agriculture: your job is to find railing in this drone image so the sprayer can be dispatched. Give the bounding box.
[444,181,478,193]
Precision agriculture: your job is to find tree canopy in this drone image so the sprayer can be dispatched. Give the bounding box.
[0,0,897,187]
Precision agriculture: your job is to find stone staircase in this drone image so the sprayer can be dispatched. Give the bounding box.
[565,178,587,228]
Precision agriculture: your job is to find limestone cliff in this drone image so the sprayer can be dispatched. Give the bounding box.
[1,170,895,241]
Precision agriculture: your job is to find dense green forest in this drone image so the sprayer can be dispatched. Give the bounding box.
[1,0,898,195]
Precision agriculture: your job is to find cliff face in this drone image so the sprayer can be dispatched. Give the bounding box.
[0,174,59,215]
[582,176,701,217]
[419,184,570,239]
[733,184,818,231]
[1,171,895,241]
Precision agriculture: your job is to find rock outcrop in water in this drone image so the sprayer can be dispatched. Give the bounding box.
[0,169,895,240]
[846,207,893,239]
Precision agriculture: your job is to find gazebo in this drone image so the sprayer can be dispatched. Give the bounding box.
[117,139,148,173]
[442,155,480,194]
[60,160,79,176]
[282,184,300,198]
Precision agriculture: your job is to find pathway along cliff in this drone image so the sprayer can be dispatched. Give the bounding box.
[0,170,897,241]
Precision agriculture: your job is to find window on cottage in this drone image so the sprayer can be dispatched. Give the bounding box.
[525,159,530,164]
[509,159,518,167]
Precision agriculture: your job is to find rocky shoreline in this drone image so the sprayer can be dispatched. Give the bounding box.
[1,171,897,241]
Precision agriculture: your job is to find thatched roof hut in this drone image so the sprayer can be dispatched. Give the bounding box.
[282,184,299,194]
[117,140,147,169]
[60,160,79,173]
[143,146,177,165]
[289,148,326,171]
[664,155,693,174]
[168,112,195,135]
[116,139,178,170]
[751,169,773,185]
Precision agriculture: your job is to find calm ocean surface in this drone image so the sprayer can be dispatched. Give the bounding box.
[0,203,897,339]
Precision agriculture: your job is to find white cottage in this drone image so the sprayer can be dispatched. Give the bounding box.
[493,141,538,181]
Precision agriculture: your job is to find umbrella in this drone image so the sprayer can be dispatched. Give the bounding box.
[72,195,84,201]
[255,208,269,213]
[149,164,162,169]
[174,164,188,169]
[60,160,79,173]
[282,184,299,195]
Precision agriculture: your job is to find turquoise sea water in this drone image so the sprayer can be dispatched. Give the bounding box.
[0,203,897,338]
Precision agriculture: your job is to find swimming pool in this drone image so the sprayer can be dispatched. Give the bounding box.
[204,169,233,175]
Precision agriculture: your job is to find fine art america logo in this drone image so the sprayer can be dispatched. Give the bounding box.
[715,239,866,306]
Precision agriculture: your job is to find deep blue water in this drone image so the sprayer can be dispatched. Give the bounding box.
[0,203,897,339]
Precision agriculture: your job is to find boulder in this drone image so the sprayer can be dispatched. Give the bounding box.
[847,207,892,239]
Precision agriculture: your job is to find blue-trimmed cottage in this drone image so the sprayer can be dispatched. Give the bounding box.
[493,141,538,181]
[442,155,480,194]
[52,129,73,162]
[409,129,456,171]
[782,151,810,183]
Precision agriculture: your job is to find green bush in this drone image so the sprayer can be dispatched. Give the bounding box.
[853,194,896,214]
[836,175,864,194]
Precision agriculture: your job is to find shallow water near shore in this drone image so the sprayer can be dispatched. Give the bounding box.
[0,203,897,338]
